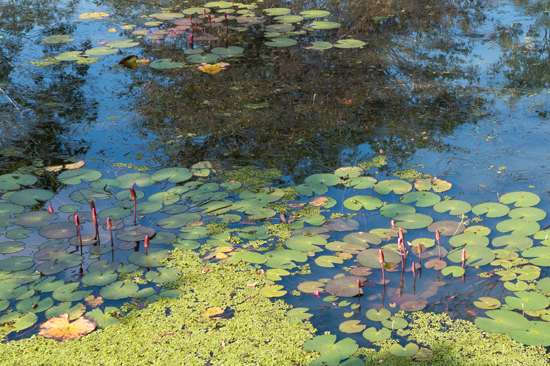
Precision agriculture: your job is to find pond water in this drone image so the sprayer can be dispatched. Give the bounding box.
[2,0,550,358]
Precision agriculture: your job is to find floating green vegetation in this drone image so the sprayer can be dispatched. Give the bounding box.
[0,249,317,365]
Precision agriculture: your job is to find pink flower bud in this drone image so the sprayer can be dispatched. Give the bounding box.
[92,208,97,226]
[435,230,440,242]
[74,214,80,226]
[190,34,194,43]
[224,12,227,20]
[130,186,137,201]
[313,290,320,298]
[398,227,404,240]
[107,217,112,229]
[203,8,206,18]
[144,235,150,248]
[390,219,395,228]
[378,249,385,264]
[47,206,54,213]
[90,199,95,212]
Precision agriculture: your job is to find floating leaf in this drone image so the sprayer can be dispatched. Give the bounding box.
[0,256,34,271]
[500,192,540,207]
[505,291,550,311]
[373,180,412,195]
[259,285,286,298]
[297,281,325,293]
[264,8,291,16]
[448,233,489,247]
[510,322,550,346]
[42,35,74,44]
[473,297,501,310]
[300,10,331,18]
[362,327,391,342]
[9,189,54,206]
[440,266,464,277]
[315,255,344,268]
[334,39,366,49]
[357,248,400,268]
[16,296,54,313]
[52,283,92,302]
[39,314,97,342]
[0,174,37,191]
[150,59,185,69]
[414,178,452,192]
[127,248,169,267]
[339,320,366,333]
[100,281,138,300]
[496,219,539,236]
[389,343,419,357]
[265,38,298,47]
[226,252,266,264]
[325,276,366,297]
[472,202,510,218]
[448,245,494,266]
[187,54,221,64]
[433,200,471,215]
[85,307,121,328]
[393,213,433,230]
[366,308,391,321]
[285,235,326,252]
[427,221,465,236]
[380,204,416,218]
[381,316,408,330]
[309,21,341,29]
[343,195,383,211]
[400,191,441,207]
[81,271,118,287]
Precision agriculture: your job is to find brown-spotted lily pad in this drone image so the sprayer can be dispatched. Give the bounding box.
[115,226,156,242]
[427,221,465,236]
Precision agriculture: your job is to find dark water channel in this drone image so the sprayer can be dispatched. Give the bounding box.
[2,0,550,353]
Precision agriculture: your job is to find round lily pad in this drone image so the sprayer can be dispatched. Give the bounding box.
[366,308,391,321]
[339,320,366,334]
[145,267,182,284]
[509,207,546,221]
[389,343,419,357]
[363,327,391,342]
[393,213,433,230]
[85,307,122,329]
[265,38,298,47]
[447,245,494,266]
[157,213,201,229]
[82,271,118,286]
[0,174,37,190]
[151,168,193,183]
[297,281,325,293]
[10,189,54,206]
[42,35,74,44]
[427,221,465,236]
[380,204,416,218]
[58,169,102,185]
[38,222,77,239]
[500,191,540,207]
[440,266,465,277]
[472,202,510,218]
[414,177,452,193]
[357,248,400,268]
[448,233,489,247]
[492,235,533,251]
[52,283,92,302]
[150,59,186,69]
[100,281,138,300]
[475,309,529,334]
[0,256,34,271]
[400,191,441,207]
[373,180,412,195]
[473,297,501,310]
[285,235,326,252]
[300,10,331,18]
[433,200,472,215]
[186,54,220,64]
[381,317,408,330]
[36,260,68,275]
[115,226,156,242]
[343,232,382,247]
[343,195,383,211]
[127,248,169,267]
[0,241,25,254]
[334,39,367,49]
[325,276,366,297]
[496,219,540,237]
[211,46,244,56]
[505,291,550,311]
[309,21,341,29]
[16,296,53,313]
[315,255,344,268]
[85,47,119,56]
[510,321,550,346]
[259,285,287,298]
[274,15,304,23]
[264,8,291,16]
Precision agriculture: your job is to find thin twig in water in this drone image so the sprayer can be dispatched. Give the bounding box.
[0,87,24,117]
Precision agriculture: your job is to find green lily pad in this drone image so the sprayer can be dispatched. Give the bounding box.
[306,41,334,51]
[366,308,391,321]
[157,213,201,229]
[106,39,139,48]
[400,191,441,207]
[309,21,341,29]
[127,248,169,267]
[297,281,325,293]
[150,59,185,69]
[69,188,111,204]
[149,13,185,20]
[100,281,138,300]
[343,195,383,211]
[304,335,358,364]
[393,213,433,230]
[115,226,156,241]
[380,204,416,218]
[38,222,77,239]
[42,35,74,44]
[259,285,286,298]
[287,307,313,320]
[264,8,291,16]
[204,1,234,8]
[36,260,68,275]
[0,256,34,271]
[347,176,377,189]
[504,281,529,292]
[151,167,192,183]
[505,291,550,311]
[357,248,400,268]
[339,320,366,334]
[472,202,510,218]
[362,327,391,342]
[475,310,529,334]
[85,307,122,328]
[300,10,331,18]
[509,207,546,221]
[492,235,533,251]
[334,39,367,49]
[0,174,37,190]
[45,302,85,320]
[211,46,244,56]
[373,180,412,195]
[411,238,435,249]
[116,173,155,188]
[15,211,57,228]
[145,267,183,284]
[537,277,550,294]
[441,266,465,277]
[52,283,92,302]
[266,269,290,281]
[448,233,489,247]
[82,270,118,286]
[447,245,494,266]
[16,296,54,313]
[182,7,211,15]
[315,255,344,268]
[0,241,25,254]
[414,178,452,193]
[58,169,101,185]
[148,191,180,206]
[9,189,54,206]
[510,321,550,346]
[427,221,465,236]
[433,200,472,215]
[382,317,408,330]
[285,235,326,252]
[496,219,539,236]
[0,202,25,214]
[274,15,304,23]
[265,250,307,269]
[87,260,119,273]
[265,38,298,47]
[500,191,540,207]
[85,47,119,56]
[343,232,382,246]
[389,343,419,357]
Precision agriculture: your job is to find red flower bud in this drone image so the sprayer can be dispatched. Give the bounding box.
[90,199,95,212]
[107,217,112,229]
[144,235,150,248]
[47,206,54,213]
[129,186,137,201]
[203,8,206,18]
[208,14,211,23]
[462,248,467,267]
[190,34,194,43]
[313,290,320,298]
[435,230,440,242]
[92,208,97,226]
[224,12,227,19]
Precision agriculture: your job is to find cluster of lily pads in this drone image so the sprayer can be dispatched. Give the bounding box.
[1,160,550,361]
[43,2,366,69]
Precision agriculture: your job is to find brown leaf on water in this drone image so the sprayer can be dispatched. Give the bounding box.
[39,314,97,342]
[64,161,85,170]
[44,165,63,172]
[309,197,329,207]
[84,295,104,308]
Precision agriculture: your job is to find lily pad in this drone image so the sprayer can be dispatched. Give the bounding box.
[127,248,169,267]
[0,174,37,190]
[309,21,341,29]
[150,59,185,69]
[42,35,74,44]
[447,245,494,266]
[473,297,501,310]
[187,54,220,64]
[339,320,366,334]
[300,10,331,18]
[510,321,550,346]
[0,241,25,254]
[389,343,419,357]
[334,39,367,49]
[366,308,391,321]
[373,180,412,195]
[58,169,101,185]
[472,202,510,218]
[297,281,325,293]
[380,204,416,218]
[505,291,550,311]
[400,191,441,207]
[427,221,465,236]
[475,309,529,333]
[433,200,472,215]
[10,189,54,206]
[259,285,286,298]
[381,317,408,330]
[448,233,489,247]
[414,178,452,193]
[343,232,382,246]
[357,248,400,268]
[315,255,344,268]
[441,266,465,277]
[285,235,326,252]
[85,47,119,56]
[325,276,366,297]
[85,307,121,329]
[100,281,138,300]
[39,314,97,342]
[264,8,291,16]
[81,271,118,287]
[500,191,540,207]
[0,256,34,271]
[38,222,77,239]
[362,327,391,342]
[343,195,383,211]
[393,213,433,230]
[52,283,92,302]
[265,38,298,47]
[36,261,68,275]
[496,219,539,236]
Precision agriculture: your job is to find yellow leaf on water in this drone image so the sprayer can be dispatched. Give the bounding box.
[202,307,223,318]
[39,314,97,342]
